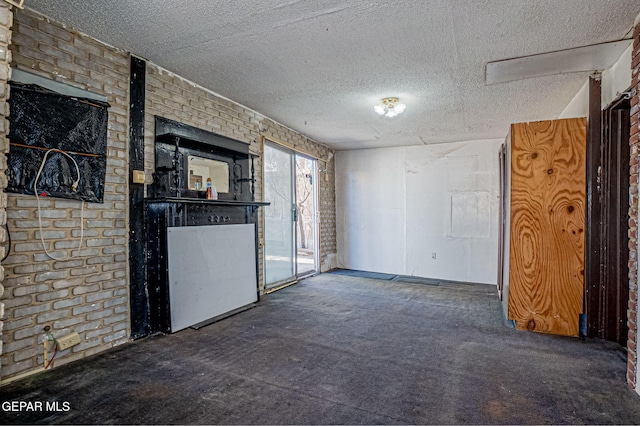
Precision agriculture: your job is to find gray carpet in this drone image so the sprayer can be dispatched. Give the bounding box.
[392,275,440,285]
[329,268,397,280]
[330,269,458,286]
[1,273,639,424]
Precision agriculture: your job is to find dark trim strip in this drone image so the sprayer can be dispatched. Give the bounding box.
[155,116,250,155]
[585,75,602,338]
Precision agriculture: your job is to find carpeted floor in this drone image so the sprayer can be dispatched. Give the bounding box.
[1,273,639,424]
[329,268,398,280]
[330,268,458,285]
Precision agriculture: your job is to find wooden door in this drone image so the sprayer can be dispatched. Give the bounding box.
[508,118,586,336]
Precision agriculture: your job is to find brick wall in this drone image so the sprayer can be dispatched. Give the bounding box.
[0,8,129,381]
[0,2,13,379]
[629,19,640,391]
[145,65,337,291]
[0,7,337,381]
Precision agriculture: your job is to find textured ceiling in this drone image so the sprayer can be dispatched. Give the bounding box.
[24,0,640,150]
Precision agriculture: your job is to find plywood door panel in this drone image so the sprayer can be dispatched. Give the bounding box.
[508,118,586,336]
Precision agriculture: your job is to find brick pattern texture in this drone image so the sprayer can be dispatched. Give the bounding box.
[145,65,337,292]
[0,2,13,379]
[0,7,337,380]
[0,9,130,380]
[628,21,640,390]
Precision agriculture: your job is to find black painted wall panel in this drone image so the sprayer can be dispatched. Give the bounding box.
[7,83,109,203]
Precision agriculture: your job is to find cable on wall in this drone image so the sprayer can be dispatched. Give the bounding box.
[10,141,103,157]
[43,329,59,369]
[34,148,84,260]
[1,222,11,262]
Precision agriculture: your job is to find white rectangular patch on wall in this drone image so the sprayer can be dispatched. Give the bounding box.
[449,192,491,238]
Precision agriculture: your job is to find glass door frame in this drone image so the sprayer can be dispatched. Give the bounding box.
[294,151,320,280]
[262,137,320,291]
[263,140,296,289]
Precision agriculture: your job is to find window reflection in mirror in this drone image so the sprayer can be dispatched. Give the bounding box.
[187,156,229,193]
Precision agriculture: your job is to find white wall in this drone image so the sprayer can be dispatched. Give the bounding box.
[602,45,632,108]
[559,44,632,118]
[336,139,503,284]
[559,80,589,118]
[336,147,407,275]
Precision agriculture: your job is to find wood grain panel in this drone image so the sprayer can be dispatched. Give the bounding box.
[508,118,586,336]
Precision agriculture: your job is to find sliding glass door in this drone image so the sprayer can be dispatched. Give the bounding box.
[264,141,318,289]
[294,154,317,276]
[264,142,296,285]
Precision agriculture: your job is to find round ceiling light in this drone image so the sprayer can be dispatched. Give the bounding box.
[374,97,406,118]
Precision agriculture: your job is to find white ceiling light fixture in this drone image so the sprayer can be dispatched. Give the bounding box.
[374,97,406,118]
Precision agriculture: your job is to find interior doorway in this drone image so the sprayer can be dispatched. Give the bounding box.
[598,94,631,346]
[586,91,631,346]
[264,141,318,290]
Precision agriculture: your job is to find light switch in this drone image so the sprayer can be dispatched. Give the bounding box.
[132,170,145,184]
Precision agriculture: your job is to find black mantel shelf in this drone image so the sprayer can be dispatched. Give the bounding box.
[145,197,270,207]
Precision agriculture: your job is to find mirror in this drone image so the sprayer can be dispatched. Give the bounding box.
[187,156,229,193]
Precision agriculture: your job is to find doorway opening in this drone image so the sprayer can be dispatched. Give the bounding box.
[586,89,631,347]
[263,140,319,290]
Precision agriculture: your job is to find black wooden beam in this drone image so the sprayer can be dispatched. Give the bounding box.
[585,74,602,338]
[128,56,148,339]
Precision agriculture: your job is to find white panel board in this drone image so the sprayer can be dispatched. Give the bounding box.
[167,224,257,332]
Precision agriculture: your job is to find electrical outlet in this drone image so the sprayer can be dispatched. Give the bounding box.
[57,332,80,351]
[432,252,437,260]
